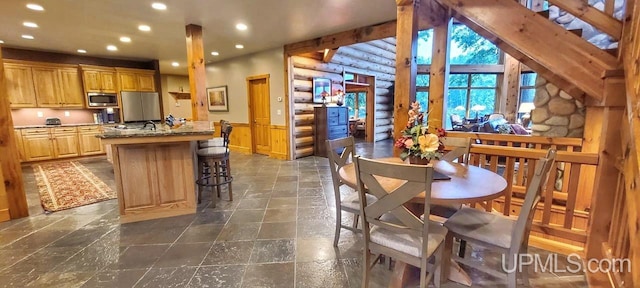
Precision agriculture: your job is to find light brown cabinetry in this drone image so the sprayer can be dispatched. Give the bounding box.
[4,63,37,108]
[58,68,85,107]
[21,129,55,161]
[52,127,79,158]
[81,66,116,93]
[14,129,25,162]
[32,67,62,107]
[116,69,156,92]
[78,126,104,155]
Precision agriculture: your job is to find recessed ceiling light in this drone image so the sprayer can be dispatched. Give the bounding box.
[211,51,219,56]
[171,62,179,67]
[107,45,118,51]
[21,35,34,40]
[26,3,44,11]
[120,36,131,43]
[77,49,87,54]
[23,22,38,28]
[138,25,151,32]
[235,44,244,49]
[151,2,167,10]
[236,23,248,31]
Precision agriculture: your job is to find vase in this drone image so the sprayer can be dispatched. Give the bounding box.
[408,156,431,165]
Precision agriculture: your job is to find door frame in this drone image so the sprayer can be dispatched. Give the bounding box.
[344,71,376,142]
[246,74,271,154]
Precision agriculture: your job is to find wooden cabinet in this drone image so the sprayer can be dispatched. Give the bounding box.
[32,67,62,107]
[58,68,85,107]
[14,129,25,162]
[78,126,104,155]
[21,129,55,161]
[81,66,116,93]
[313,106,349,157]
[116,69,156,92]
[52,127,79,158]
[4,63,37,108]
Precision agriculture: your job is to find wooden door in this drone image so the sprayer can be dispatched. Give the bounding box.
[137,73,155,91]
[4,64,37,108]
[118,72,137,91]
[58,68,85,107]
[248,76,271,155]
[53,133,79,158]
[82,70,102,92]
[100,71,116,92]
[23,134,54,161]
[0,165,9,222]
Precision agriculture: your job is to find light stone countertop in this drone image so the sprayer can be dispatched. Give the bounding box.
[97,121,215,139]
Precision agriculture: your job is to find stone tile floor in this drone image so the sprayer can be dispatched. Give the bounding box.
[0,140,587,287]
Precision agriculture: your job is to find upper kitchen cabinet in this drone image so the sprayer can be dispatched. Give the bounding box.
[32,67,63,107]
[116,68,156,92]
[58,68,85,107]
[81,66,116,93]
[4,63,37,108]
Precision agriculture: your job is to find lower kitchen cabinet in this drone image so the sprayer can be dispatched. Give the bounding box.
[16,125,105,162]
[23,133,55,161]
[78,126,104,155]
[52,127,79,158]
[14,130,25,162]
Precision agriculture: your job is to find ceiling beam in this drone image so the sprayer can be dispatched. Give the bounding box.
[548,0,623,40]
[322,48,338,63]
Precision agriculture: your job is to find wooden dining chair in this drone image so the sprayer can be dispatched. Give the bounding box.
[440,137,473,163]
[354,156,448,288]
[326,136,376,247]
[442,149,557,288]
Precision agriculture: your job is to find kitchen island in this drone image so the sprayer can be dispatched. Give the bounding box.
[98,121,214,223]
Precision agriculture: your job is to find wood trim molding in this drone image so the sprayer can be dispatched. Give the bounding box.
[418,64,505,74]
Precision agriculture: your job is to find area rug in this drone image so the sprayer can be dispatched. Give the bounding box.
[32,161,115,212]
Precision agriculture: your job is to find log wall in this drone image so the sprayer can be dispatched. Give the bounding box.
[291,38,396,158]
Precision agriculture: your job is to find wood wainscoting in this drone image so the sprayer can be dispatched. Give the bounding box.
[213,122,287,159]
[269,125,288,160]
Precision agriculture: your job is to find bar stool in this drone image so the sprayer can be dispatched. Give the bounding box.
[196,124,233,205]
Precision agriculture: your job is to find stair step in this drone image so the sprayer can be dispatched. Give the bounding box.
[568,29,583,37]
[537,10,550,19]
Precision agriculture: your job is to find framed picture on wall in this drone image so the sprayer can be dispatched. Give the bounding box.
[312,78,331,104]
[207,86,229,112]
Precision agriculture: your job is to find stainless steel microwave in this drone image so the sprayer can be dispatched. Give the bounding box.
[87,92,118,107]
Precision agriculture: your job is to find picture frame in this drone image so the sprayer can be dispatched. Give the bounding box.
[207,86,229,112]
[312,77,331,104]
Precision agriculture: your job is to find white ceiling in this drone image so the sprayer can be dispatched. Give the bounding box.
[0,0,397,75]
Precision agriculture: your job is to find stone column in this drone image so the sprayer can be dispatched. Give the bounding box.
[531,76,585,138]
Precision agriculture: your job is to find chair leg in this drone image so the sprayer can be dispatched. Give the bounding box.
[433,244,443,288]
[214,161,221,198]
[458,239,467,258]
[520,244,530,287]
[197,160,204,204]
[506,253,517,288]
[362,250,371,288]
[442,233,454,286]
[226,158,233,201]
[352,213,359,230]
[333,209,342,247]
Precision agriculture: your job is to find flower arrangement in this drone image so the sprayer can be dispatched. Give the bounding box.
[394,101,446,163]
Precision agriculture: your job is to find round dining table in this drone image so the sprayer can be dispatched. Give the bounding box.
[338,157,508,287]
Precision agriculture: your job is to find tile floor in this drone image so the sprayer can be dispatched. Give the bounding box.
[0,140,588,287]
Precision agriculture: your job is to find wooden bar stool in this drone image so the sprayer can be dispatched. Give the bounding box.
[198,120,229,148]
[196,124,233,205]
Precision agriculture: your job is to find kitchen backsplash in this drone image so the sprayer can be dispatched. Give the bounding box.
[11,108,95,126]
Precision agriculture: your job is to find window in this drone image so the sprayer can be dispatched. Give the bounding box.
[446,74,498,129]
[417,24,500,65]
[518,72,537,120]
[344,91,367,119]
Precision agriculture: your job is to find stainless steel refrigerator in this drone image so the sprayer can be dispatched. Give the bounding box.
[120,91,161,122]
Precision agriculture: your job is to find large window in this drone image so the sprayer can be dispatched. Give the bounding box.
[344,91,367,119]
[446,74,498,129]
[417,24,500,65]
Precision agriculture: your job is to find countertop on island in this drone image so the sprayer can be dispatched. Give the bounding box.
[98,121,215,139]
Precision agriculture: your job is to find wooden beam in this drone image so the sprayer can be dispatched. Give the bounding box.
[428,19,452,131]
[185,24,208,121]
[394,0,420,157]
[438,0,620,101]
[499,54,521,123]
[548,0,623,40]
[604,0,615,16]
[418,64,505,74]
[0,47,28,219]
[322,48,338,63]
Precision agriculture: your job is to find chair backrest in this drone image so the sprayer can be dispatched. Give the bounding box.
[450,114,463,125]
[326,137,356,203]
[510,149,557,252]
[488,113,505,121]
[354,156,435,259]
[221,123,233,155]
[440,137,472,164]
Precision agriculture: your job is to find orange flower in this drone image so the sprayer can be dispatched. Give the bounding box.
[418,134,440,153]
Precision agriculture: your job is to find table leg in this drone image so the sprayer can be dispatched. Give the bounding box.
[388,259,472,287]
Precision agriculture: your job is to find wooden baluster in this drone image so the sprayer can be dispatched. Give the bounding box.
[503,157,516,216]
[563,164,582,229]
[542,160,558,225]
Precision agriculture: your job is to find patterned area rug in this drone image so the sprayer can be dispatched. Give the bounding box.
[32,161,116,212]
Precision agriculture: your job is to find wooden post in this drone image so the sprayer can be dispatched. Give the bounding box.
[0,47,28,218]
[185,24,208,121]
[499,54,521,123]
[393,0,420,156]
[428,19,451,131]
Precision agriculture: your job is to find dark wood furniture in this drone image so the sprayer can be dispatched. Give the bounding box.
[314,106,348,157]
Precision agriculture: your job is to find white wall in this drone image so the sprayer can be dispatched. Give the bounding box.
[205,47,286,125]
